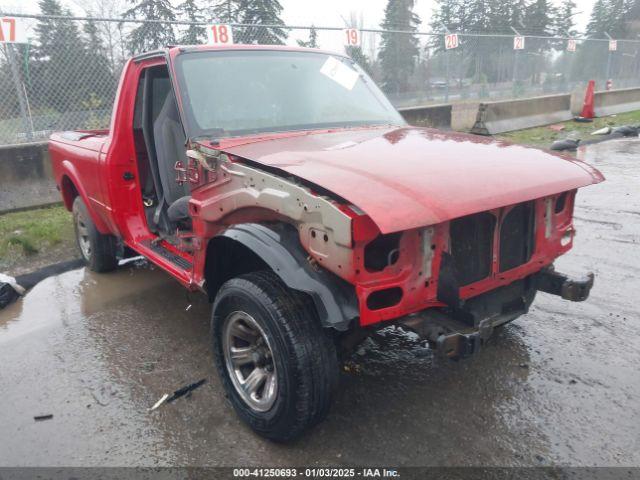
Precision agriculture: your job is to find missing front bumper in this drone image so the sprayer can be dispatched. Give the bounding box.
[399,267,594,360]
[535,266,594,302]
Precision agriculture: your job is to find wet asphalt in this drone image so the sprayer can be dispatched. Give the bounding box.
[0,139,639,468]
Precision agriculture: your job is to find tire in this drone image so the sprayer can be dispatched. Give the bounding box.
[212,270,338,442]
[72,196,118,273]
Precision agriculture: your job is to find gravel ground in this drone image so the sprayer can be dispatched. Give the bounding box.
[0,139,638,469]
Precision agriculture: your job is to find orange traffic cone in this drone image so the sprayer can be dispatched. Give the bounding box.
[581,80,595,119]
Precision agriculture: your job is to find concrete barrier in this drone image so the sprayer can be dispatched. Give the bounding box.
[398,103,452,128]
[471,93,573,135]
[594,87,640,117]
[0,142,59,214]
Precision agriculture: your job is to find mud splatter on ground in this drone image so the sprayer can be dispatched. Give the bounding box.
[0,139,638,467]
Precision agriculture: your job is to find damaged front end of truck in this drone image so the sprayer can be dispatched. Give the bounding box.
[182,125,602,360]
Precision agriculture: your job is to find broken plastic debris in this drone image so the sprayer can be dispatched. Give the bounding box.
[612,125,639,137]
[185,304,192,312]
[550,138,580,151]
[167,379,206,403]
[149,393,169,412]
[591,126,612,135]
[548,124,565,131]
[34,414,53,421]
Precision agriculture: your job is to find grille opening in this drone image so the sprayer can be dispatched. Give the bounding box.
[450,212,496,286]
[555,192,568,213]
[364,232,402,272]
[499,202,536,272]
[366,287,403,310]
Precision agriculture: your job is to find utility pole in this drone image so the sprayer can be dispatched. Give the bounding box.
[440,22,450,103]
[510,26,521,85]
[604,32,613,83]
[4,43,32,142]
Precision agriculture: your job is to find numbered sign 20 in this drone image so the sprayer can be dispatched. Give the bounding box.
[207,24,234,45]
[444,33,459,50]
[0,17,29,44]
[513,36,525,50]
[567,39,576,52]
[343,28,361,47]
[608,39,617,51]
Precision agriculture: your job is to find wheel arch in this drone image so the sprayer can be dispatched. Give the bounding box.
[204,223,358,332]
[58,161,111,234]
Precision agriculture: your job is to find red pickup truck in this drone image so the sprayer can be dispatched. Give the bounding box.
[49,45,603,441]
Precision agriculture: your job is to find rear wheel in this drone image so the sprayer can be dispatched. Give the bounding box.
[212,271,338,442]
[72,196,118,273]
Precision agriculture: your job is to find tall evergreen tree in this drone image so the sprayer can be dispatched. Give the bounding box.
[297,26,318,48]
[236,0,287,44]
[123,0,176,53]
[378,0,421,94]
[177,0,206,44]
[586,0,627,37]
[552,0,578,37]
[524,0,553,35]
[212,0,240,23]
[33,0,88,111]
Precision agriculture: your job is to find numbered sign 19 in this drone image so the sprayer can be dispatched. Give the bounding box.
[444,33,459,50]
[513,36,525,50]
[343,28,361,47]
[567,39,576,52]
[0,17,29,44]
[608,39,617,51]
[207,24,234,45]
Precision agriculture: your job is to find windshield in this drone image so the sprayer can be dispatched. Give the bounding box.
[173,49,405,139]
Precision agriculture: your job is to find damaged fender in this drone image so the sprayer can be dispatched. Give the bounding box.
[215,223,359,331]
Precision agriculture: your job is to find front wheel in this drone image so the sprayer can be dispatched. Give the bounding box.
[212,271,338,442]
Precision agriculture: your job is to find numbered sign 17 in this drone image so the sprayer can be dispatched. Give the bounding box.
[207,24,234,45]
[567,39,576,52]
[444,33,459,50]
[608,39,617,51]
[513,36,525,50]
[0,17,29,44]
[343,28,361,47]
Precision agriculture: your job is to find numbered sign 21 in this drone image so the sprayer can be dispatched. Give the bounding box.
[343,28,361,47]
[513,36,525,50]
[207,24,234,45]
[444,33,459,50]
[0,17,29,44]
[608,39,617,51]
[567,39,576,52]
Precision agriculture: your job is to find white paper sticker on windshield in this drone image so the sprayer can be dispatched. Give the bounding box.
[320,56,359,91]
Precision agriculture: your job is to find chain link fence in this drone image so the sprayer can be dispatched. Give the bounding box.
[1,13,640,145]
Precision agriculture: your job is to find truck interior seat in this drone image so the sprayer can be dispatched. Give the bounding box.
[153,93,191,223]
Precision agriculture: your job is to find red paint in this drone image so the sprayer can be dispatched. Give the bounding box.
[217,126,603,233]
[49,46,604,328]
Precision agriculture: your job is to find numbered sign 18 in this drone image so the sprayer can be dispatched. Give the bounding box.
[207,24,234,45]
[0,17,29,44]
[343,28,361,47]
[513,36,525,50]
[567,39,576,52]
[608,39,617,51]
